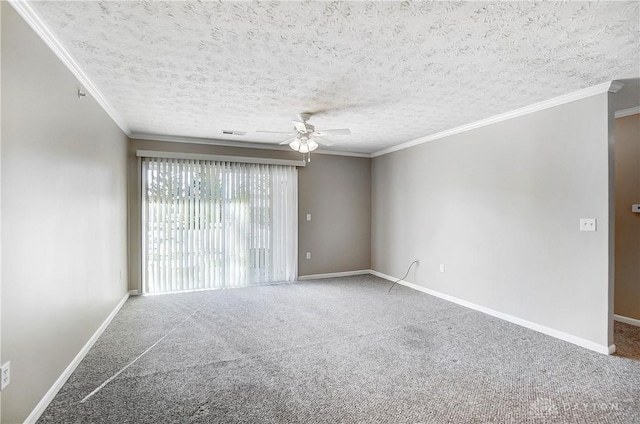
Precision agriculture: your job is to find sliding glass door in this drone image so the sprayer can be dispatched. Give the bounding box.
[141,157,297,294]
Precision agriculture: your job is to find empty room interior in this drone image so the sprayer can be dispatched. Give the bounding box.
[2,1,640,423]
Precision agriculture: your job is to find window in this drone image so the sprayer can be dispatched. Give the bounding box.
[142,157,297,294]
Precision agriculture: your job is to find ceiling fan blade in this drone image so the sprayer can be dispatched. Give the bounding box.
[293,120,317,134]
[314,128,351,136]
[278,137,297,145]
[311,135,335,146]
[292,120,308,133]
[257,130,295,135]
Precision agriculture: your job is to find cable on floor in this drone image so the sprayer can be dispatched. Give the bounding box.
[388,260,419,294]
[79,299,213,404]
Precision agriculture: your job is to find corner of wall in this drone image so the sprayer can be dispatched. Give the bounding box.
[371,92,613,351]
[0,3,4,421]
[606,91,616,347]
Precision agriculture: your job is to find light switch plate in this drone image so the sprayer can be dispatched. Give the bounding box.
[579,218,597,232]
[306,213,311,221]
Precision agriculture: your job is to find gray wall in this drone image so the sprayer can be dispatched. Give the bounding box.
[614,113,640,320]
[298,153,371,276]
[128,139,371,290]
[372,93,613,349]
[0,3,3,420]
[1,4,129,423]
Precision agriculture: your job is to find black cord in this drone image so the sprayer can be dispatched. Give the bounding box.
[388,260,419,294]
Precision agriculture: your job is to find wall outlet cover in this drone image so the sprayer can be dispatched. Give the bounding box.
[1,361,10,390]
[579,218,597,232]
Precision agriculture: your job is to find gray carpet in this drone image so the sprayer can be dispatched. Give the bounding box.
[614,321,640,361]
[38,276,640,423]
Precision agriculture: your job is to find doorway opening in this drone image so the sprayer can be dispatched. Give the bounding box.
[613,110,640,360]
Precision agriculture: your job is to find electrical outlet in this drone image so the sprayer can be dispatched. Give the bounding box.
[306,252,311,260]
[440,264,445,273]
[579,218,597,232]
[1,362,10,390]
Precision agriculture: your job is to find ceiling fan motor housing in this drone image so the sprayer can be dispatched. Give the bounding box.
[293,120,315,134]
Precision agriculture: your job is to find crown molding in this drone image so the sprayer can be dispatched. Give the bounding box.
[10,0,369,159]
[130,132,372,158]
[608,81,624,93]
[615,106,640,119]
[8,0,130,135]
[372,81,624,158]
[9,2,625,160]
[313,149,371,158]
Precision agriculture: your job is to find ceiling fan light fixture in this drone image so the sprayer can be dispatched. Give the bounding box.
[289,138,301,151]
[260,113,349,159]
[298,140,310,153]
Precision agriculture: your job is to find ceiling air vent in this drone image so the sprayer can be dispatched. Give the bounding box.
[222,130,246,136]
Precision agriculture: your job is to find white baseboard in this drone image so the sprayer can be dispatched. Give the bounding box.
[24,292,130,424]
[298,269,371,281]
[615,106,640,119]
[614,314,640,327]
[370,270,614,355]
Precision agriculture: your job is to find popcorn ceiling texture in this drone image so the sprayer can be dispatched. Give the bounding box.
[30,1,640,153]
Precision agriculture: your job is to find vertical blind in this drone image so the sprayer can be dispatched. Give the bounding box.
[142,157,297,294]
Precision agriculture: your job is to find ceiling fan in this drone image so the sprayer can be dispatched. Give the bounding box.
[257,113,351,161]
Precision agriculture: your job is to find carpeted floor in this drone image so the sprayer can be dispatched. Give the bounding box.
[38,276,640,423]
[614,321,640,361]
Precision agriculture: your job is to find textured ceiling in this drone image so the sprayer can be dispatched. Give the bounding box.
[29,1,640,154]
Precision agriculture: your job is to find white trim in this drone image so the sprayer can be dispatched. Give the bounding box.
[24,293,130,424]
[139,157,145,295]
[609,81,624,93]
[293,170,299,282]
[297,270,371,281]
[370,270,615,355]
[372,81,624,158]
[614,314,640,327]
[8,0,130,136]
[307,149,370,159]
[131,133,372,158]
[132,133,297,152]
[11,0,629,161]
[136,150,306,167]
[8,0,628,161]
[615,106,640,119]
